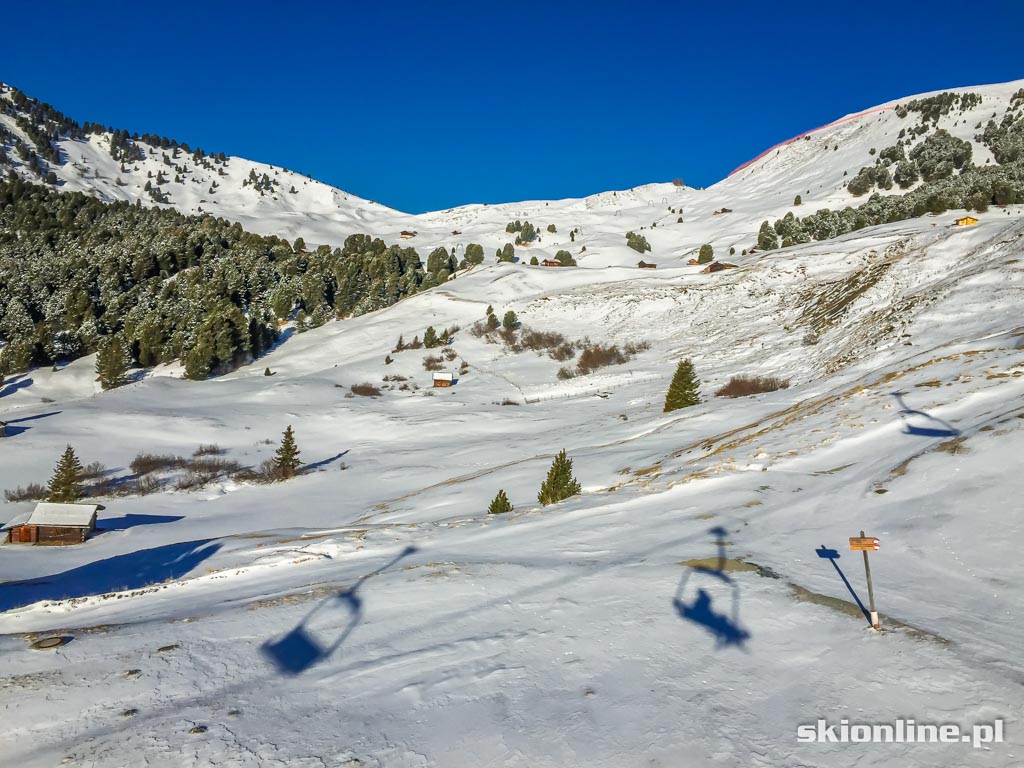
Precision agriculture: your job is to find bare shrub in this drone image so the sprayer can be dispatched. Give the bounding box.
[802,332,820,346]
[496,399,521,406]
[442,348,458,362]
[79,461,108,481]
[469,319,490,337]
[557,366,576,380]
[623,340,651,356]
[350,382,382,396]
[515,328,567,352]
[715,375,791,398]
[4,483,47,502]
[133,475,164,495]
[576,344,627,374]
[175,471,218,491]
[422,355,443,372]
[497,327,517,346]
[383,374,408,382]
[193,444,224,457]
[130,453,187,475]
[549,343,576,361]
[187,457,242,474]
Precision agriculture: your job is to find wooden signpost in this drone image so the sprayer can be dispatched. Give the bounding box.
[850,531,881,630]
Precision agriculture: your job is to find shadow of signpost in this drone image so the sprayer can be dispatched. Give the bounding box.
[673,526,751,649]
[261,545,417,676]
[816,546,871,625]
[891,391,960,438]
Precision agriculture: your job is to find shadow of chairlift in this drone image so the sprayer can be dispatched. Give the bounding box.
[672,526,751,649]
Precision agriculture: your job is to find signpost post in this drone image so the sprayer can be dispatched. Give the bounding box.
[849,531,881,630]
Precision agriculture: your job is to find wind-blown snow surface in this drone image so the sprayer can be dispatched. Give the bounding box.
[2,80,1024,767]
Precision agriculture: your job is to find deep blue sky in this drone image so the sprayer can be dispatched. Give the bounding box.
[2,1,1021,212]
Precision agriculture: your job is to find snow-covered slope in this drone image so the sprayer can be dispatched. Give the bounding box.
[2,79,1024,767]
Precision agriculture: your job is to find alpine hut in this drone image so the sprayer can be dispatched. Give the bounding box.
[3,502,103,545]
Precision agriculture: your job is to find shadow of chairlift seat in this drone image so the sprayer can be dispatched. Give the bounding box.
[261,546,416,676]
[673,526,751,649]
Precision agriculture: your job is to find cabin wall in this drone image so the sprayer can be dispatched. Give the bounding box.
[36,526,90,545]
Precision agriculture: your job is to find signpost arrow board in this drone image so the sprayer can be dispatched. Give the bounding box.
[849,537,880,551]
[850,531,881,629]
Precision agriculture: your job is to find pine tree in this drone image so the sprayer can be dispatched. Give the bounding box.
[663,359,700,412]
[698,244,714,264]
[96,335,130,390]
[794,194,802,206]
[488,489,513,514]
[486,313,500,332]
[423,326,438,348]
[272,425,302,480]
[538,449,581,506]
[48,445,84,502]
[502,310,518,330]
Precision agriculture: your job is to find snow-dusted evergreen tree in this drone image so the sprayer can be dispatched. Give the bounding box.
[538,450,581,506]
[273,425,302,480]
[488,489,513,514]
[664,360,700,413]
[96,334,131,390]
[48,445,84,502]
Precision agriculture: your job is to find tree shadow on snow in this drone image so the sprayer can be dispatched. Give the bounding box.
[0,539,222,612]
[0,376,34,399]
[891,391,960,438]
[96,514,185,533]
[0,410,62,437]
[261,545,417,676]
[672,526,751,649]
[300,450,349,473]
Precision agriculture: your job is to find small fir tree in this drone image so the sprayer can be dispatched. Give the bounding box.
[538,449,582,506]
[96,335,130,390]
[423,326,438,348]
[273,425,302,480]
[488,489,513,514]
[486,313,500,332]
[663,359,701,413]
[698,244,714,264]
[48,445,84,502]
[502,310,518,330]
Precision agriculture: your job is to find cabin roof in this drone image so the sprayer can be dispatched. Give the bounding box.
[24,503,101,528]
[433,372,454,381]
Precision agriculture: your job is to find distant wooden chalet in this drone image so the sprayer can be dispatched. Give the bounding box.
[433,372,454,388]
[701,261,738,274]
[637,260,657,269]
[954,215,978,227]
[451,230,462,235]
[399,230,418,239]
[3,503,104,545]
[541,259,562,267]
[687,258,700,265]
[712,207,733,215]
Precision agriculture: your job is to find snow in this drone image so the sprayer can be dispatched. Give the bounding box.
[2,78,1024,766]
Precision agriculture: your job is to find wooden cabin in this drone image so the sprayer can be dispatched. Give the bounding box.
[701,261,737,274]
[954,215,978,227]
[637,260,657,269]
[541,259,561,267]
[399,230,418,239]
[4,503,103,545]
[433,372,454,388]
[687,258,700,265]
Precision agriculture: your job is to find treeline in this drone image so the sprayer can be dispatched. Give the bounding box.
[0,178,432,379]
[757,93,1024,249]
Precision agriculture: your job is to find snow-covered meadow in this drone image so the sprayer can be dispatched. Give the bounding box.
[1,78,1024,767]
